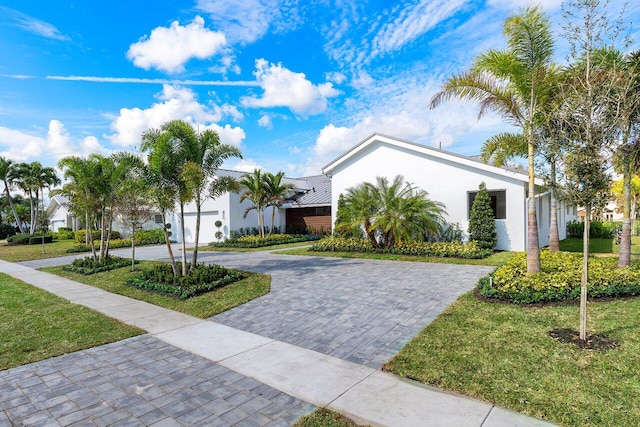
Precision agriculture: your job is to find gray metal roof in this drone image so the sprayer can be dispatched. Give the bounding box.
[216,169,311,191]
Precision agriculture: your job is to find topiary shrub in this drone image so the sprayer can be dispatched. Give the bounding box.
[468,182,497,250]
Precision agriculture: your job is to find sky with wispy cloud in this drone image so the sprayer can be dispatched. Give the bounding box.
[0,0,638,176]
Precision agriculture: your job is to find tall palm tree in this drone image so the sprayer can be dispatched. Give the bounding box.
[431,6,555,274]
[0,156,24,233]
[14,162,60,235]
[264,171,294,236]
[239,169,269,237]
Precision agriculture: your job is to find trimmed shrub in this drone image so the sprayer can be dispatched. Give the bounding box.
[62,255,134,275]
[0,224,17,240]
[133,228,165,245]
[54,230,74,240]
[209,234,319,248]
[566,220,618,239]
[127,262,243,299]
[310,237,492,259]
[7,234,32,245]
[74,229,121,243]
[468,182,497,250]
[478,250,640,303]
[58,227,72,232]
[29,236,53,245]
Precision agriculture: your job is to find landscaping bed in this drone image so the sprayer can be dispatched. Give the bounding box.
[384,291,640,426]
[309,237,492,259]
[208,233,320,249]
[43,262,270,318]
[0,273,141,370]
[479,250,640,303]
[127,262,243,299]
[62,255,135,275]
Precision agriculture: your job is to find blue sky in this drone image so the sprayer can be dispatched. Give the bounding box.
[0,0,638,176]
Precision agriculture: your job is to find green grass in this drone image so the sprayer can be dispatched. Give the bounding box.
[293,409,368,427]
[384,292,640,426]
[0,239,78,262]
[196,240,317,253]
[0,273,141,370]
[42,261,270,318]
[276,247,516,266]
[560,236,640,257]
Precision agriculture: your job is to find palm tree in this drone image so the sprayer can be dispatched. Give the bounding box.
[14,162,59,235]
[264,171,293,236]
[239,169,269,237]
[0,156,24,233]
[430,6,555,274]
[336,175,446,249]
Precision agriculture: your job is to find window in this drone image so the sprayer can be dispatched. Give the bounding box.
[154,214,163,224]
[468,189,506,219]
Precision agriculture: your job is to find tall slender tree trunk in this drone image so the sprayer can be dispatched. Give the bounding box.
[269,205,276,236]
[619,160,632,267]
[180,203,187,277]
[85,212,90,245]
[99,208,107,260]
[4,181,24,233]
[527,141,540,274]
[28,191,35,234]
[580,205,591,341]
[191,200,201,271]
[161,210,179,276]
[105,211,113,259]
[548,161,559,252]
[131,222,136,272]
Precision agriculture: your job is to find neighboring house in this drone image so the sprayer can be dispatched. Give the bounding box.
[322,133,576,251]
[47,195,81,232]
[165,169,332,244]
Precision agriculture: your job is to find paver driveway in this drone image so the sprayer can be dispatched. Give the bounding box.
[200,252,494,368]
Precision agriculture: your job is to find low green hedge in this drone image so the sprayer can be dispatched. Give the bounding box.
[479,250,640,303]
[66,231,166,253]
[28,236,53,245]
[127,262,243,299]
[309,237,492,259]
[74,229,121,243]
[209,233,320,248]
[62,255,135,275]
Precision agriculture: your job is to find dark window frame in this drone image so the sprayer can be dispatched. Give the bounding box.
[467,189,507,220]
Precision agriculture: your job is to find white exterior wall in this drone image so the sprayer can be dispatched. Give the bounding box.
[49,206,68,232]
[329,141,529,251]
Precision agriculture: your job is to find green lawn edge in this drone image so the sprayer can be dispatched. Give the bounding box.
[0,239,78,262]
[275,247,515,266]
[384,291,640,426]
[41,261,270,319]
[293,408,369,427]
[0,273,142,371]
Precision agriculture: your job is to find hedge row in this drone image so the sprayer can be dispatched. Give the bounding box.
[478,250,640,303]
[309,237,492,259]
[126,262,243,299]
[66,230,166,253]
[62,256,135,275]
[209,234,320,248]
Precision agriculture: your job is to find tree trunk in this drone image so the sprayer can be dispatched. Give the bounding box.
[191,199,201,271]
[28,191,35,234]
[180,203,187,277]
[580,205,591,341]
[269,205,276,236]
[161,211,179,276]
[105,211,114,259]
[527,142,540,274]
[85,212,90,245]
[131,223,136,272]
[619,161,632,267]
[99,208,106,260]
[548,161,559,252]
[4,181,24,233]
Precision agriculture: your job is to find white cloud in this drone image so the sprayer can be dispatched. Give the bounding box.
[108,85,245,148]
[487,0,563,11]
[0,120,109,165]
[1,7,69,41]
[241,59,341,115]
[326,71,347,84]
[195,0,301,44]
[371,0,467,58]
[127,16,226,74]
[257,114,273,129]
[229,159,262,172]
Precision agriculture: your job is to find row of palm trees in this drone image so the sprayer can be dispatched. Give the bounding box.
[0,156,59,235]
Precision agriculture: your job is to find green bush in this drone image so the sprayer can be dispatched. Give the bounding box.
[62,255,134,275]
[127,262,243,299]
[7,234,32,245]
[478,250,640,303]
[54,230,74,240]
[74,229,121,243]
[133,228,165,245]
[209,234,319,248]
[310,237,492,259]
[29,236,53,245]
[58,227,72,232]
[468,182,497,250]
[566,220,618,239]
[0,224,17,240]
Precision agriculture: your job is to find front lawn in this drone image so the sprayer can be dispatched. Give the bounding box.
[0,273,141,370]
[42,262,270,318]
[293,408,367,427]
[0,239,78,262]
[559,236,640,256]
[384,292,640,426]
[277,247,515,267]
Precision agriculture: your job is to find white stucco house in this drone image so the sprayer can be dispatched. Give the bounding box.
[47,195,81,232]
[322,133,576,251]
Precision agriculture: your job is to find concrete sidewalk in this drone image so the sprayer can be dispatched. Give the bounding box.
[0,259,554,426]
